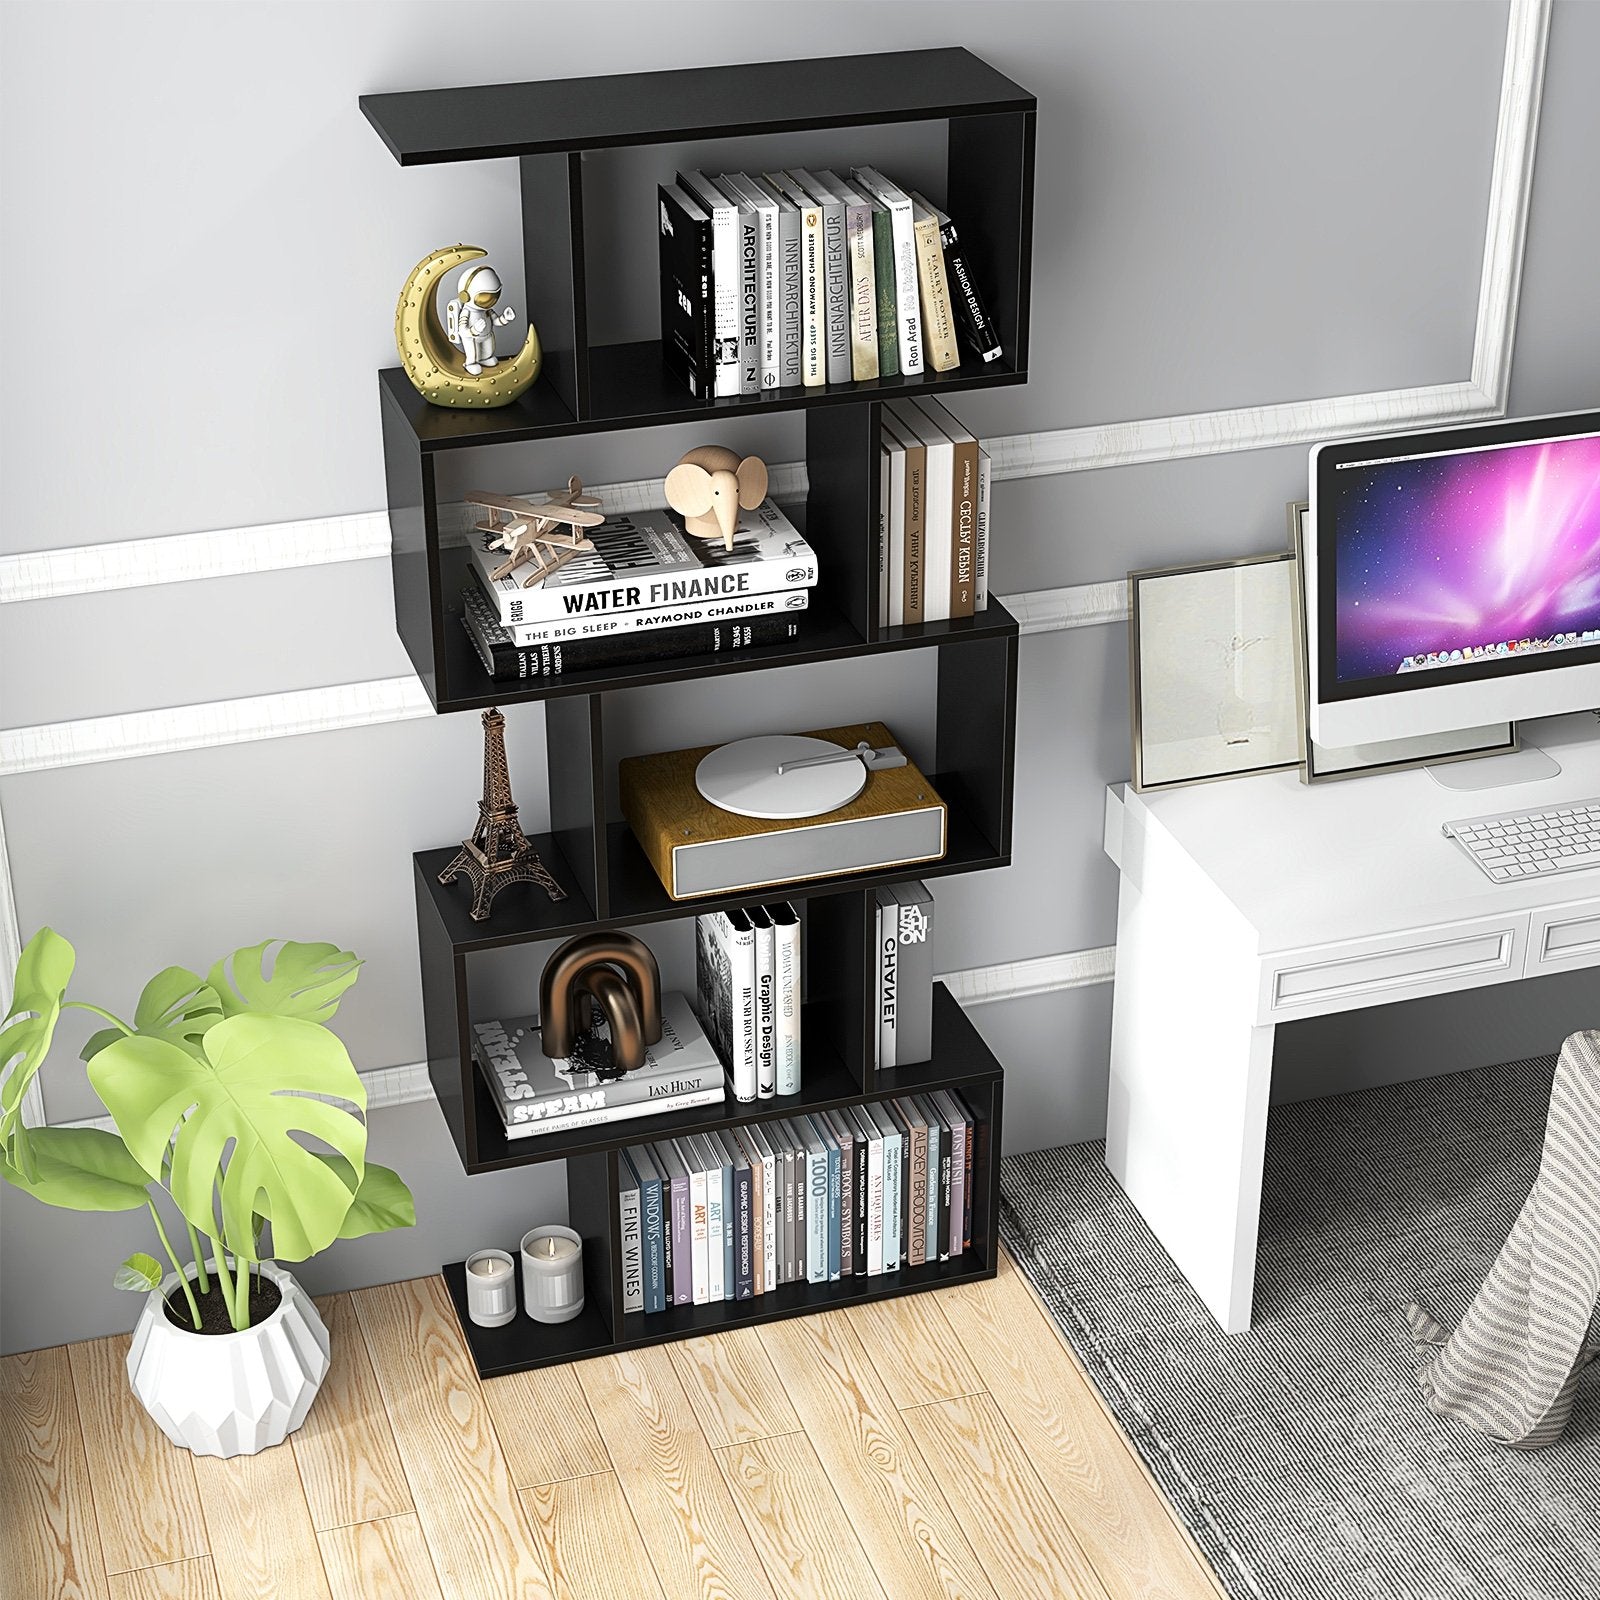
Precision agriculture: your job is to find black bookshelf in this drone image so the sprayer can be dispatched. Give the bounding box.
[369,46,1034,1379]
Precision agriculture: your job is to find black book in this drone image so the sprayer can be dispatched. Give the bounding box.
[659,182,715,398]
[461,584,801,680]
[908,191,1001,364]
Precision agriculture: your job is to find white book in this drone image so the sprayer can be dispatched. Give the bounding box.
[911,395,980,620]
[693,1134,725,1304]
[696,909,758,1102]
[769,903,802,1096]
[765,171,824,387]
[819,170,878,381]
[878,416,912,630]
[681,1136,710,1305]
[486,585,811,648]
[867,1103,903,1270]
[748,175,802,387]
[888,401,954,624]
[744,1121,778,1292]
[748,907,777,1099]
[852,167,924,376]
[619,1155,644,1313]
[720,174,779,389]
[850,1105,885,1276]
[875,887,900,1070]
[877,444,892,630]
[792,170,850,384]
[975,447,991,612]
[678,170,742,398]
[498,1086,725,1140]
[799,1122,829,1284]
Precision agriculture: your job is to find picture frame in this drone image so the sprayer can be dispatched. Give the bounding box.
[1286,501,1519,783]
[1128,552,1305,792]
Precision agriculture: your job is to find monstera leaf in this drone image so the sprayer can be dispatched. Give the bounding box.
[81,965,221,1064]
[0,1125,150,1212]
[1,928,76,1171]
[114,1252,165,1292]
[88,1013,369,1262]
[257,1154,416,1242]
[207,941,362,1023]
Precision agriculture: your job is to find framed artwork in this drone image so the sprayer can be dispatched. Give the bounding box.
[1286,502,1518,783]
[1128,552,1305,792]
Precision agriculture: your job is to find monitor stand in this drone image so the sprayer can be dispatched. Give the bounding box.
[1427,743,1562,792]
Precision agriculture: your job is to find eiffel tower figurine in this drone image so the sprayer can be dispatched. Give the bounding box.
[439,708,566,921]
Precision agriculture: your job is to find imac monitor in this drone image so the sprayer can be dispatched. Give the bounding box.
[1307,411,1600,747]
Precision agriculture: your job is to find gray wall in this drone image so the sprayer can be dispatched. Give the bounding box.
[2,0,1596,1354]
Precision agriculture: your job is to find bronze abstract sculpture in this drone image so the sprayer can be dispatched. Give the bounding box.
[539,932,663,1078]
[439,708,565,921]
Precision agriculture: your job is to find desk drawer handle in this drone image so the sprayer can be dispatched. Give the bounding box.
[1273,930,1516,1007]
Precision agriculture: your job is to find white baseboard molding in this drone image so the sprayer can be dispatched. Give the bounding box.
[1001,582,1129,634]
[57,946,1120,1129]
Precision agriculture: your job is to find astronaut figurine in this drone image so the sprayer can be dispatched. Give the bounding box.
[446,263,517,373]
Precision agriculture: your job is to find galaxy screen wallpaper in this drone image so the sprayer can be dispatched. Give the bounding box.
[1330,433,1600,683]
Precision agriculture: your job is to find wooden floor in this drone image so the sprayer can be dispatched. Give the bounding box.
[2,1251,1223,1600]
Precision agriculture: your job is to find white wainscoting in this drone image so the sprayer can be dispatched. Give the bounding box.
[0,0,1550,1127]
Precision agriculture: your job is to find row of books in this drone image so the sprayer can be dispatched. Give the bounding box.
[661,166,1000,400]
[875,881,934,1070]
[618,1090,979,1313]
[471,991,725,1140]
[879,399,991,627]
[461,496,819,680]
[695,904,802,1102]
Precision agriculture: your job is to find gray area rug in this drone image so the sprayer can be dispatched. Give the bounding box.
[1000,1056,1600,1600]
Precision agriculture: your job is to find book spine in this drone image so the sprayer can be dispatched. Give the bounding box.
[477,1052,727,1123]
[913,213,961,372]
[707,1154,726,1303]
[940,216,1002,362]
[781,1146,797,1284]
[951,435,979,619]
[938,1096,963,1259]
[754,202,779,387]
[753,916,776,1099]
[799,200,825,387]
[658,187,713,399]
[920,434,953,624]
[826,1138,842,1281]
[491,586,812,647]
[772,907,801,1097]
[499,1086,725,1139]
[870,208,900,378]
[735,1161,754,1299]
[760,1140,777,1292]
[641,1174,665,1313]
[882,1126,902,1271]
[935,1115,952,1260]
[893,885,934,1067]
[806,1145,828,1284]
[902,440,926,626]
[746,1138,764,1295]
[975,449,991,613]
[690,1156,710,1306]
[463,612,802,682]
[835,1123,854,1279]
[866,1128,884,1275]
[722,1160,736,1301]
[821,199,850,384]
[731,920,758,1103]
[704,192,740,397]
[777,206,802,387]
[884,432,906,630]
[877,894,899,1071]
[922,1111,940,1264]
[793,1142,808,1284]
[620,1174,644,1313]
[877,446,891,631]
[908,1115,928,1267]
[887,197,924,374]
[670,1173,691,1306]
[846,204,878,380]
[963,1103,976,1252]
[734,205,760,395]
[852,1129,868,1275]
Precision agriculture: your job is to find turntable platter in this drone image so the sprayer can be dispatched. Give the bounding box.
[694,735,866,820]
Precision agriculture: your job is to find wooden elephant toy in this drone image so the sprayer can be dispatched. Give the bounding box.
[662,445,769,551]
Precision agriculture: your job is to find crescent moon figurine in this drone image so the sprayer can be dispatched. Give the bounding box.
[393,244,543,409]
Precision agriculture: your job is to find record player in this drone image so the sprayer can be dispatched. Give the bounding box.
[619,721,947,900]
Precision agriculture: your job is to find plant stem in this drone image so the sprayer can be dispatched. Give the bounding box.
[207,1237,239,1330]
[234,1250,251,1329]
[145,1200,201,1330]
[184,1220,210,1295]
[62,1001,133,1033]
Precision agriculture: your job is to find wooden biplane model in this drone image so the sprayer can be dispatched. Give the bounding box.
[465,477,605,587]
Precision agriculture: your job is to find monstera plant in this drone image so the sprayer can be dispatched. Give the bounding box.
[1,929,416,1457]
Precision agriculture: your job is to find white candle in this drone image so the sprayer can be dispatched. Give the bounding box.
[463,1249,517,1327]
[520,1226,585,1324]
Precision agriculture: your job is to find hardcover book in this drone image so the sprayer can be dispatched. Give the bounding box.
[627,1146,667,1314]
[748,174,802,387]
[791,170,850,385]
[695,910,758,1101]
[852,167,924,375]
[912,396,980,619]
[819,170,878,381]
[880,413,925,626]
[747,906,777,1099]
[720,1129,755,1301]
[867,197,900,377]
[908,197,961,372]
[888,401,953,623]
[651,1140,693,1307]
[677,170,742,397]
[908,190,1001,362]
[657,182,714,398]
[890,880,935,1066]
[765,170,824,387]
[719,174,777,389]
[619,1156,644,1313]
[825,1109,856,1279]
[875,886,900,1070]
[976,448,992,612]
[769,902,802,1096]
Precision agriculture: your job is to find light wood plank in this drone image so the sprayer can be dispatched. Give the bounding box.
[521,1472,664,1600]
[577,1345,775,1600]
[318,1513,443,1600]
[718,1432,888,1600]
[902,1393,1111,1600]
[108,1557,222,1600]
[483,1361,610,1488]
[191,1440,330,1600]
[668,1326,801,1446]
[0,1347,109,1600]
[291,1295,411,1529]
[844,1292,985,1409]
[941,1255,1223,1600]
[759,1312,997,1600]
[351,1277,554,1600]
[68,1333,207,1573]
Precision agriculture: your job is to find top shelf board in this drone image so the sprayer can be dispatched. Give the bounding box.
[360,47,1035,165]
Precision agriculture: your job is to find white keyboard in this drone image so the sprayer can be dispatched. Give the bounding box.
[1443,798,1600,884]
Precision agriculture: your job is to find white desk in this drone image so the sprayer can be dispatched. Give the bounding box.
[1102,713,1600,1334]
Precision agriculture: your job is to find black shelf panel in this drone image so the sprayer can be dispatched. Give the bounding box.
[361,48,1035,165]
[876,985,1006,1094]
[431,593,1019,713]
[441,1260,614,1375]
[420,836,599,953]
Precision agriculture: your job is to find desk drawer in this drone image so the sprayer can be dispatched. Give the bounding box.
[1260,913,1530,1022]
[1529,898,1600,975]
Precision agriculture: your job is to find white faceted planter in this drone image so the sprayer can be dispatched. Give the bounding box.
[127,1259,330,1458]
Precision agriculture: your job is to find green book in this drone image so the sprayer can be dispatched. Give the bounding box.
[870,204,900,378]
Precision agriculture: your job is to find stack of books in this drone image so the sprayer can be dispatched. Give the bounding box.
[461,497,819,680]
[879,399,991,626]
[694,904,802,1102]
[471,991,726,1140]
[874,881,935,1069]
[659,166,1000,400]
[617,1090,978,1313]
